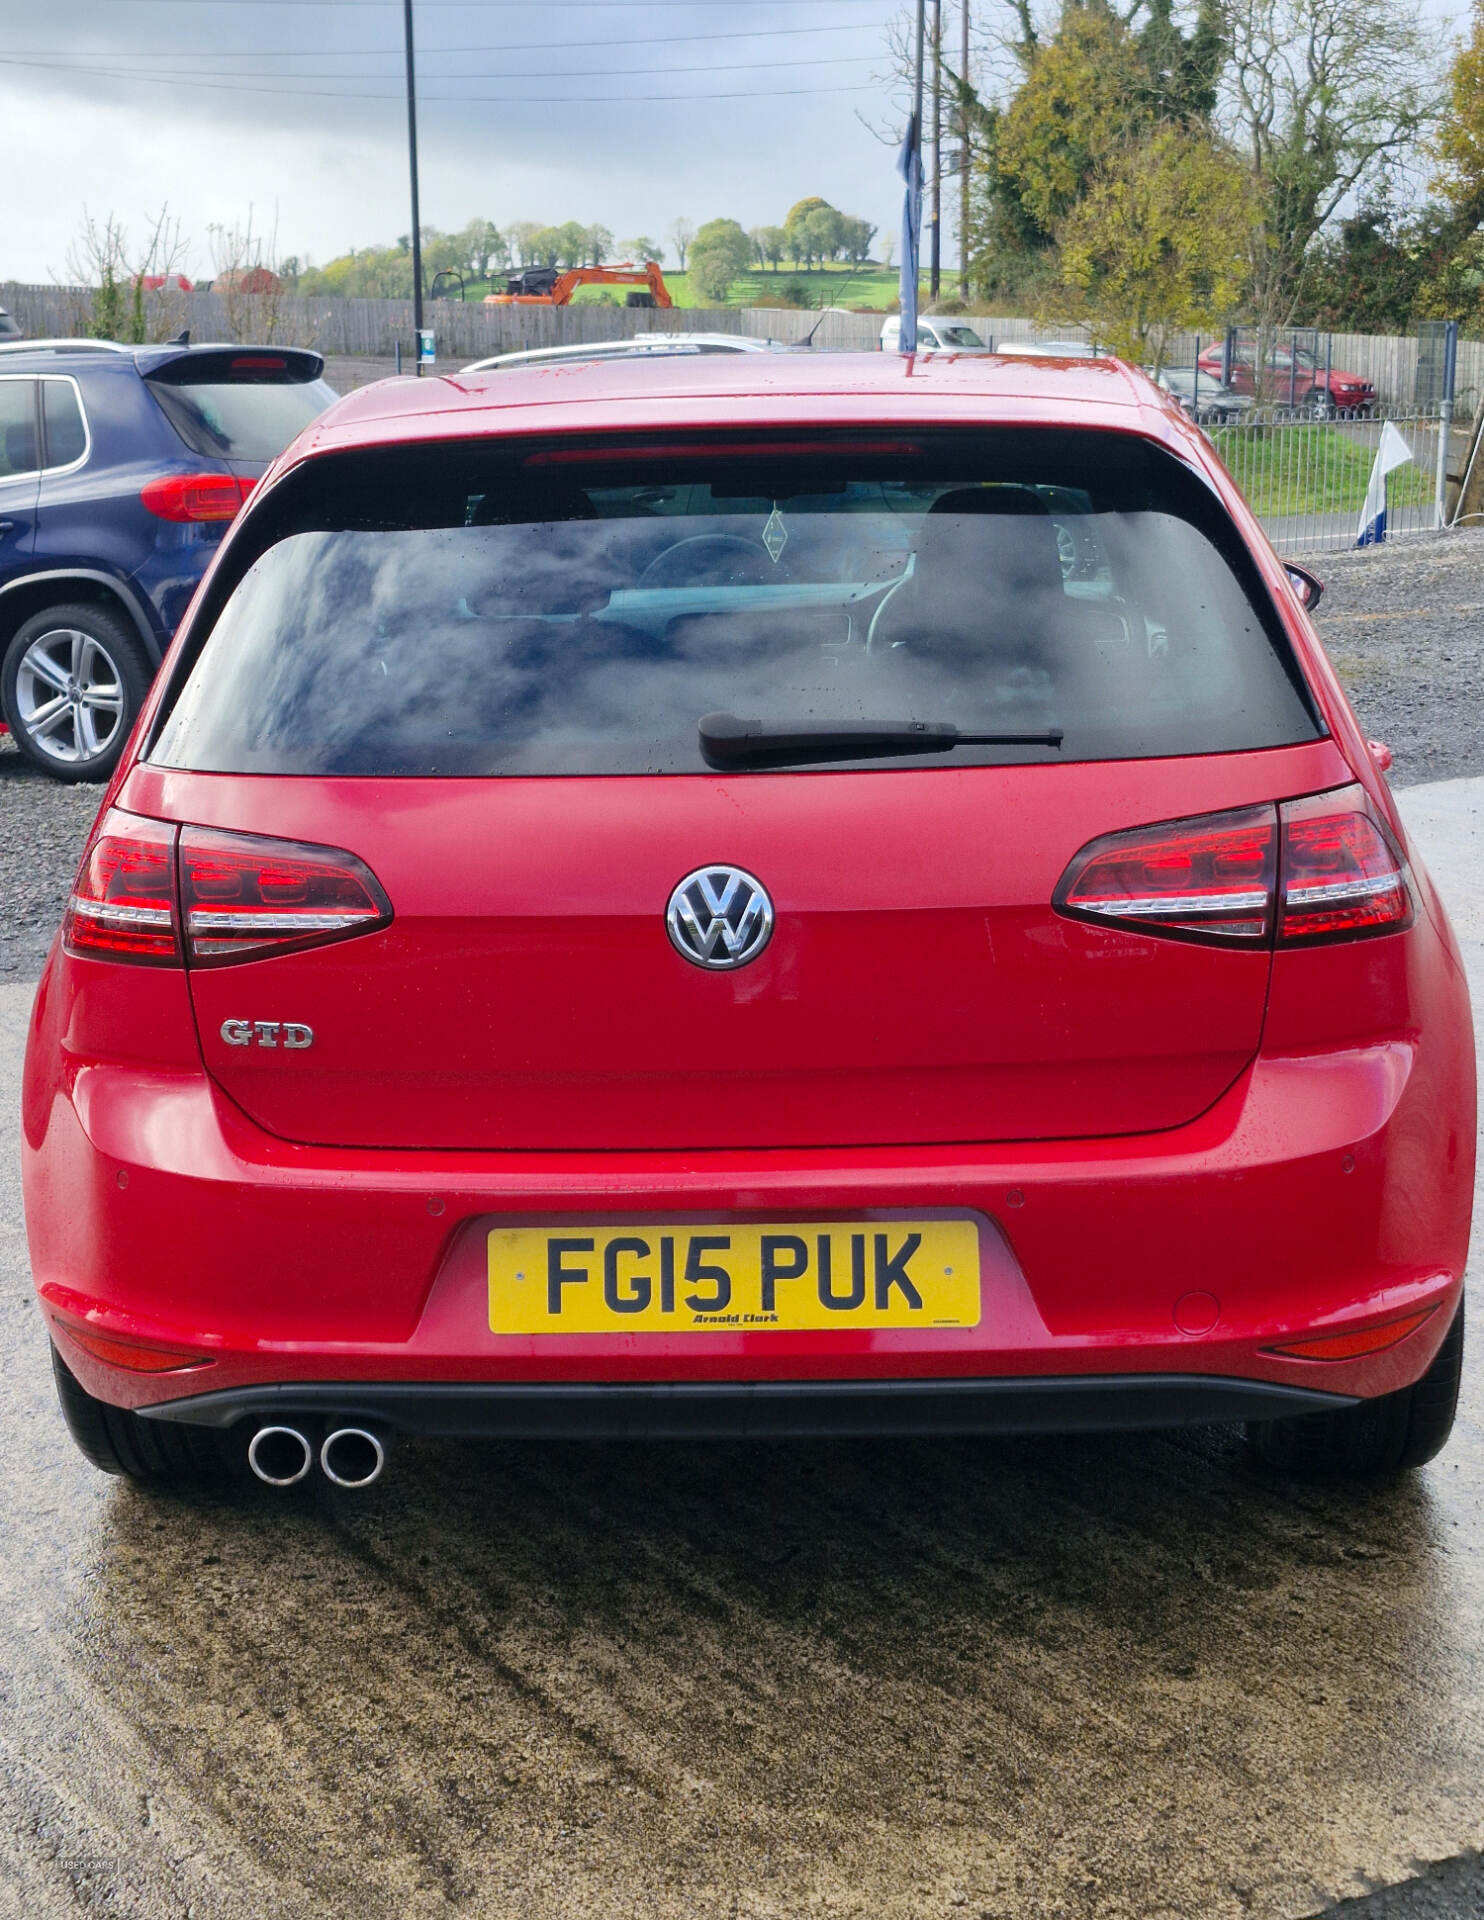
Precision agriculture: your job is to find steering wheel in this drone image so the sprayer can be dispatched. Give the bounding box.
[637,535,774,590]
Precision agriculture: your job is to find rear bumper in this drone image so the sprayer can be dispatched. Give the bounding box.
[140,1373,1357,1438]
[25,1005,1472,1423]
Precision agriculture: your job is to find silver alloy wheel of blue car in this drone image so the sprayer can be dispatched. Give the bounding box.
[15,626,127,767]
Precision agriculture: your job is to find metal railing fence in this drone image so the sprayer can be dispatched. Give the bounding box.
[1202,407,1451,556]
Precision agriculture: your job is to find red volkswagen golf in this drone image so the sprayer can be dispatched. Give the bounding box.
[21,353,1474,1493]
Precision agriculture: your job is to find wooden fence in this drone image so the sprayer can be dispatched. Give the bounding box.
[5,282,1481,409]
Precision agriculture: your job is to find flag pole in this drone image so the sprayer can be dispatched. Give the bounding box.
[897,0,927,353]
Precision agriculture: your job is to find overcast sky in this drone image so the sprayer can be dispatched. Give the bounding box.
[0,0,913,282]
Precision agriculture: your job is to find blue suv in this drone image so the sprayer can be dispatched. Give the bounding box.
[0,340,336,780]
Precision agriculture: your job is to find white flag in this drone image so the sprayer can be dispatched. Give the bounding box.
[1355,422,1414,546]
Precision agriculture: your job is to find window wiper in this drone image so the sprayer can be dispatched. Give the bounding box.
[699,711,1063,768]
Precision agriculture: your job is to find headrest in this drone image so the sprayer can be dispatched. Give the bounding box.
[917,485,1064,600]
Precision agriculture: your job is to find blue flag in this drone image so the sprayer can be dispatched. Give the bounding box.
[896,113,922,354]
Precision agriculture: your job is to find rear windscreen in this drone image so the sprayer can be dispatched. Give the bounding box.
[150,429,1321,777]
[147,368,337,463]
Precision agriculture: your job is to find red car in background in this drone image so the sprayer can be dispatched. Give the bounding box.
[1197,342,1377,415]
[21,352,1472,1498]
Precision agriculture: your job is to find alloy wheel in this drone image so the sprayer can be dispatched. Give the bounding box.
[15,626,126,767]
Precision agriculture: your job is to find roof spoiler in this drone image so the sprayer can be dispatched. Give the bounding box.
[138,345,325,384]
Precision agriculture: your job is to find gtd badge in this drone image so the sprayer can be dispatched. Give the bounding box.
[220,1020,315,1050]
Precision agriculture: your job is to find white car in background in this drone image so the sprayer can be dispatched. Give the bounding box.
[879,317,993,353]
[461,333,793,375]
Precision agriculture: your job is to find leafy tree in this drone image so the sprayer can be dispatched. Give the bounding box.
[583,223,615,266]
[555,220,588,268]
[784,196,834,230]
[801,207,843,265]
[996,9,1156,239]
[1136,0,1228,122]
[1055,124,1253,364]
[1295,203,1451,330]
[757,224,789,270]
[300,245,416,298]
[1433,1,1484,225]
[838,214,878,264]
[784,197,842,267]
[455,218,505,281]
[524,226,559,267]
[506,220,543,268]
[1403,6,1484,323]
[668,217,696,270]
[621,235,665,263]
[688,217,753,302]
[420,226,468,283]
[1221,0,1434,338]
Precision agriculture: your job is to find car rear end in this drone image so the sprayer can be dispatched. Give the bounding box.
[1,344,336,782]
[21,356,1473,1487]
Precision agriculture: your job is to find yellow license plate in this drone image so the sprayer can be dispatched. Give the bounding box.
[488,1220,981,1334]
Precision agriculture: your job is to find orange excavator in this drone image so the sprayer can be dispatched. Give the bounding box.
[484,260,674,309]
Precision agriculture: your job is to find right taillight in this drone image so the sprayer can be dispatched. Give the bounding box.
[1277,786,1412,944]
[1055,784,1411,949]
[62,812,391,968]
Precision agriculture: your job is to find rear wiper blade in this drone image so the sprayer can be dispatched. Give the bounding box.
[699,711,1064,767]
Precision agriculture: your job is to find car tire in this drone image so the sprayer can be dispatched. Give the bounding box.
[1246,1298,1464,1477]
[51,1345,228,1484]
[1,601,151,784]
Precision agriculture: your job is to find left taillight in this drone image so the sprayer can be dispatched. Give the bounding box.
[64,810,180,965]
[141,472,256,523]
[63,812,392,968]
[1054,785,1412,949]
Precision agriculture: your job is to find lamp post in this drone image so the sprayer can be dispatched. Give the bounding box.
[403,0,425,373]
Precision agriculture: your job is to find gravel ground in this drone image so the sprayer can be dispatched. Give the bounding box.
[1310,531,1484,788]
[2,527,1482,981]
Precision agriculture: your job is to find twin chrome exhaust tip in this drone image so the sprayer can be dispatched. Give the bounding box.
[246,1423,387,1489]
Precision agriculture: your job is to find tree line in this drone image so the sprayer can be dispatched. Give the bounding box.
[287,198,877,303]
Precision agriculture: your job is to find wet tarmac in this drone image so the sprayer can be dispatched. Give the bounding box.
[0,779,1479,1920]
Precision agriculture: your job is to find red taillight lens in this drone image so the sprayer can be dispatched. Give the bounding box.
[1278,786,1411,944]
[63,809,180,965]
[1053,805,1278,945]
[140,472,256,523]
[179,826,392,965]
[1054,787,1412,950]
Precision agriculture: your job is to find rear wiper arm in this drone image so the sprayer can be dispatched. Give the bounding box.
[699,711,1064,768]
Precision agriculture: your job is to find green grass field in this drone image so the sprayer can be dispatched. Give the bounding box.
[453,265,924,311]
[1210,422,1433,518]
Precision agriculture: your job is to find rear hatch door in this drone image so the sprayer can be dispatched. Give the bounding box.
[146,748,1342,1151]
[141,346,336,484]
